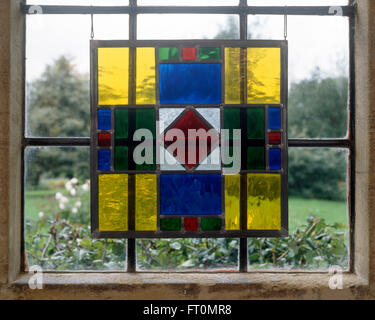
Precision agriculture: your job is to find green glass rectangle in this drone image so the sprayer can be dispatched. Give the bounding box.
[247,108,265,139]
[135,109,156,171]
[160,218,181,231]
[114,146,128,170]
[199,47,221,60]
[115,109,128,139]
[136,109,156,135]
[224,108,240,140]
[201,218,222,231]
[247,146,265,170]
[159,47,179,61]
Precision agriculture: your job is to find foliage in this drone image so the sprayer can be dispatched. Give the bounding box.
[25,179,126,270]
[28,56,90,137]
[25,179,348,271]
[289,148,347,201]
[248,217,348,269]
[26,147,90,188]
[26,57,90,187]
[137,238,239,270]
[288,74,348,139]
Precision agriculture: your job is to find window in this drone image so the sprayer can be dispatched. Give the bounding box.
[23,0,353,273]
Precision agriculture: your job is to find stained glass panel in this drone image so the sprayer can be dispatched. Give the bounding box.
[91,40,288,238]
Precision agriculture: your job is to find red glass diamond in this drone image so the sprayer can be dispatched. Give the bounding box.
[184,218,198,231]
[182,47,196,60]
[98,132,111,147]
[164,109,219,169]
[268,132,281,145]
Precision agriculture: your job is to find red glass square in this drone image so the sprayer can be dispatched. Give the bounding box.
[98,132,111,147]
[184,218,198,231]
[268,132,281,145]
[182,47,196,60]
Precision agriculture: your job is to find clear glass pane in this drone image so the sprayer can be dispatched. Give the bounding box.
[139,0,238,5]
[138,15,239,39]
[248,148,349,271]
[27,0,129,5]
[94,15,129,40]
[247,15,349,139]
[24,147,127,271]
[248,0,348,5]
[26,14,128,137]
[137,238,239,271]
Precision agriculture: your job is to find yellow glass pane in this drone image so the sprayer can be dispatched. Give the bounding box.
[247,48,280,104]
[135,174,157,231]
[225,174,241,230]
[98,174,128,231]
[136,47,156,104]
[225,47,241,104]
[247,173,281,230]
[98,47,129,105]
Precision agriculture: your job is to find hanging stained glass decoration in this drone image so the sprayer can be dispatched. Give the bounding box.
[91,40,288,238]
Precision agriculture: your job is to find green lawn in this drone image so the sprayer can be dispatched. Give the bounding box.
[25,189,348,232]
[289,197,348,231]
[25,188,66,220]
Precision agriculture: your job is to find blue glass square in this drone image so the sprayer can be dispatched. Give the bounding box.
[269,148,281,170]
[98,109,111,130]
[160,174,221,215]
[159,64,221,105]
[98,149,111,171]
[268,108,281,129]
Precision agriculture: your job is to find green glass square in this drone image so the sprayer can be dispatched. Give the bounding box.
[224,108,240,140]
[201,218,222,231]
[247,108,265,139]
[159,47,179,61]
[160,218,181,231]
[115,109,128,139]
[114,146,128,170]
[247,146,265,170]
[199,47,221,60]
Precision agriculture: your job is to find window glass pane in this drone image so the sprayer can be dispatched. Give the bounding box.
[137,239,238,271]
[26,14,129,137]
[139,0,237,5]
[138,15,239,39]
[27,0,128,5]
[247,15,349,139]
[248,148,349,271]
[24,147,127,271]
[248,0,348,5]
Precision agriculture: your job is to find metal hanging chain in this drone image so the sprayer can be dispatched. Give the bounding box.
[284,6,288,40]
[91,13,95,39]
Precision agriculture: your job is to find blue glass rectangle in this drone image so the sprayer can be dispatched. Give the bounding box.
[159,64,221,105]
[98,109,111,130]
[160,174,221,215]
[268,107,281,129]
[269,148,281,170]
[98,149,111,171]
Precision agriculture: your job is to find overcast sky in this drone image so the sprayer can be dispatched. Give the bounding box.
[26,0,349,85]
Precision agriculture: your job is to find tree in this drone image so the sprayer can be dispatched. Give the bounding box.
[288,73,348,139]
[26,57,90,186]
[288,73,348,201]
[28,56,90,137]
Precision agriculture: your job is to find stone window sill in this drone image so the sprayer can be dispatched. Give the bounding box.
[8,272,368,299]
